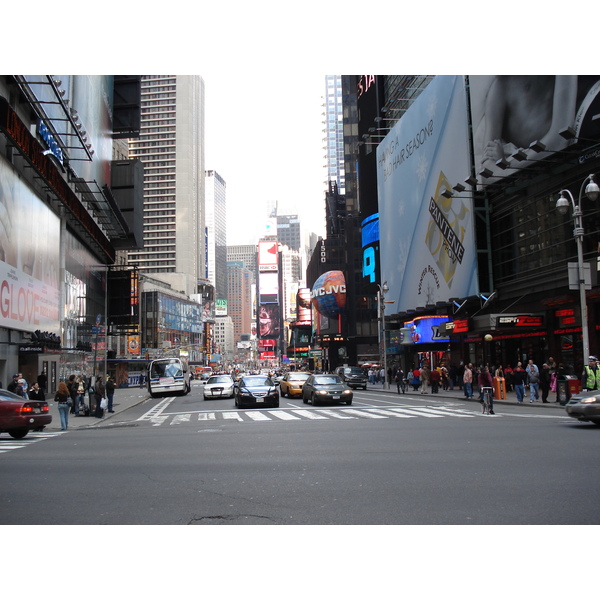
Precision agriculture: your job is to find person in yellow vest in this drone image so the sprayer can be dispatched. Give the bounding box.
[581,356,600,391]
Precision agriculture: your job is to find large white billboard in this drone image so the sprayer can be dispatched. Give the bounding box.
[0,158,60,333]
[377,75,478,313]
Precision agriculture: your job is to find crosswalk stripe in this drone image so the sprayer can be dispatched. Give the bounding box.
[270,411,301,421]
[291,410,328,420]
[341,409,387,419]
[222,412,243,421]
[245,412,272,421]
[198,413,217,420]
[364,408,416,418]
[171,414,191,425]
[315,409,356,419]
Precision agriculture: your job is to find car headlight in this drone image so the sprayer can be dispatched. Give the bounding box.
[343,389,352,394]
[318,390,328,395]
[580,398,599,404]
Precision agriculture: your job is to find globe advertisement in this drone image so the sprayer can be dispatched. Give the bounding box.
[311,270,346,318]
[376,75,478,314]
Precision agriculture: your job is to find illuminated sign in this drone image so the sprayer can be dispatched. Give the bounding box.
[37,119,64,164]
[258,241,279,271]
[361,212,379,284]
[357,75,376,99]
[446,318,470,334]
[496,315,543,328]
[403,316,450,344]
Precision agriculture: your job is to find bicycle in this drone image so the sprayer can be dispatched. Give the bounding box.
[480,386,493,415]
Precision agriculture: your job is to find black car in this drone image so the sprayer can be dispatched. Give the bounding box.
[334,366,367,390]
[234,375,279,409]
[302,374,353,406]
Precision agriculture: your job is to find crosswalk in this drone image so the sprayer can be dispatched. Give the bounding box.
[0,431,66,454]
[137,404,480,426]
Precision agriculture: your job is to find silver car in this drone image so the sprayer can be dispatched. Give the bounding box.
[203,375,235,400]
[565,390,600,425]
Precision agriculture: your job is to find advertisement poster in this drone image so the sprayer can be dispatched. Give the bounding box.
[0,158,60,333]
[376,75,477,313]
[470,75,600,185]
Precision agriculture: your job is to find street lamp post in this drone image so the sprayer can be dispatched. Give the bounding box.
[377,281,390,389]
[556,174,599,362]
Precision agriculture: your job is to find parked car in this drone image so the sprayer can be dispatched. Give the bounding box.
[279,372,310,398]
[334,366,368,390]
[0,388,52,439]
[234,375,279,408]
[302,374,353,406]
[203,375,235,400]
[565,389,600,425]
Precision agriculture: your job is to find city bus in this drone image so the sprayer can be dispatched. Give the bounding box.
[147,357,191,397]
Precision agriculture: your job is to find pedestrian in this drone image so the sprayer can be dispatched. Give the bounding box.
[539,363,551,403]
[67,374,77,414]
[74,375,86,415]
[37,370,47,394]
[527,366,540,402]
[55,381,70,431]
[394,368,405,394]
[430,367,440,393]
[419,364,430,394]
[411,368,420,391]
[512,364,527,403]
[440,365,449,391]
[379,367,386,384]
[478,366,495,414]
[581,356,600,391]
[106,376,115,413]
[94,375,106,418]
[457,362,465,391]
[463,363,473,399]
[7,374,20,394]
[29,382,45,401]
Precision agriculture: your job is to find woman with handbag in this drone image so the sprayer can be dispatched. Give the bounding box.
[55,381,71,431]
[94,375,106,419]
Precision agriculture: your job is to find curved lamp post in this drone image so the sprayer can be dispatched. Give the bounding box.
[556,174,599,361]
[377,281,389,389]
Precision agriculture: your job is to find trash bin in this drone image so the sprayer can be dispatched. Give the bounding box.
[557,375,581,405]
[493,376,506,400]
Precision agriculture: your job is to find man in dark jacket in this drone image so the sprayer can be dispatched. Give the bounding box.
[94,376,106,418]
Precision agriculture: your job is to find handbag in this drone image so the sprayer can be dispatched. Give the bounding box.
[100,397,108,410]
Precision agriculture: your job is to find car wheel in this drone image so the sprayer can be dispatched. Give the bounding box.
[303,394,308,404]
[312,393,318,406]
[9,429,28,439]
[346,399,353,405]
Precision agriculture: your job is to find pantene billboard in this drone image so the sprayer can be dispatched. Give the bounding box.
[0,158,60,333]
[377,75,477,313]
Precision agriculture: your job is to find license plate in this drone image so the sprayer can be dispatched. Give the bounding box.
[332,395,340,400]
[256,398,264,403]
[34,408,40,414]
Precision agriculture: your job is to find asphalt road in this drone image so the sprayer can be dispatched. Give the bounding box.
[1,385,598,526]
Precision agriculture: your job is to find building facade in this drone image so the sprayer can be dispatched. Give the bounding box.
[127,75,206,298]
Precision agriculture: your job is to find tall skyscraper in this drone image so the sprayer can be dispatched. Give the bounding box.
[127,75,206,297]
[205,170,228,301]
[324,75,345,194]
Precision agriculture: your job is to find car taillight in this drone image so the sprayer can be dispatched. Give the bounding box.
[20,405,34,413]
[41,405,49,412]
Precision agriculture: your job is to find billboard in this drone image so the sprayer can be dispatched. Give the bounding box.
[258,240,278,271]
[0,158,60,333]
[259,271,279,303]
[470,75,600,185]
[258,303,280,339]
[311,270,346,318]
[377,75,478,313]
[403,316,450,344]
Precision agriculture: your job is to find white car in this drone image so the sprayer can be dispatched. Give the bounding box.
[203,375,235,400]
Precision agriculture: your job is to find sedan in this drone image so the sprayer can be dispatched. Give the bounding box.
[203,375,235,400]
[279,372,310,398]
[234,375,279,409]
[302,374,353,406]
[0,388,52,439]
[565,390,600,425]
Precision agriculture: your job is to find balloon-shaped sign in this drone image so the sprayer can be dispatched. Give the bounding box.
[311,270,346,317]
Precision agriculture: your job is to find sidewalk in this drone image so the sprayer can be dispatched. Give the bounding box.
[46,386,150,431]
[373,384,565,409]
